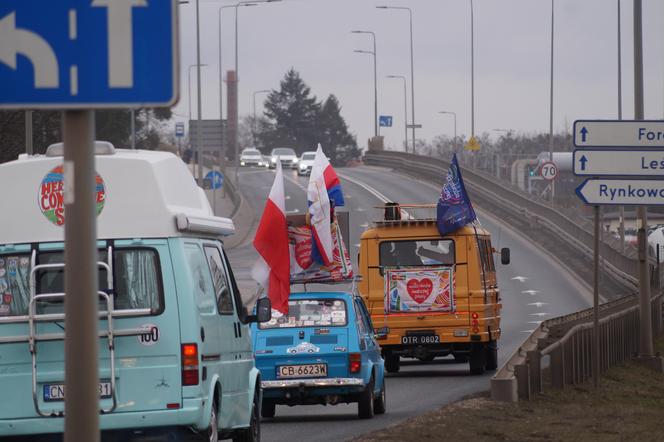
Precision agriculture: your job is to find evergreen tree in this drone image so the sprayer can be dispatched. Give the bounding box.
[260,69,321,154]
[316,94,359,165]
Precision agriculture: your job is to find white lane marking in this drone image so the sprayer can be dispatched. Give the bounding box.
[285,195,291,200]
[528,302,548,308]
[283,174,307,192]
[511,276,528,282]
[530,312,549,317]
[360,223,369,228]
[337,172,411,218]
[528,320,543,325]
[286,209,300,214]
[521,290,540,295]
[346,195,353,199]
[520,330,536,333]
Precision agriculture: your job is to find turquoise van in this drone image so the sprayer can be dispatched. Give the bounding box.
[0,143,270,441]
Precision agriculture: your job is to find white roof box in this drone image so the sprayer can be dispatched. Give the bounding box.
[46,141,116,157]
[0,146,234,245]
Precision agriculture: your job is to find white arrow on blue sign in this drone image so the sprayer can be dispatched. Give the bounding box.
[576,179,664,206]
[573,120,664,148]
[205,171,223,190]
[379,116,393,127]
[574,149,664,176]
[0,0,178,109]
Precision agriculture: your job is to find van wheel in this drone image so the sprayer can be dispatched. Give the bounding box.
[233,388,260,442]
[261,399,276,418]
[205,397,219,442]
[469,343,486,375]
[485,341,498,371]
[373,378,386,415]
[384,353,400,373]
[358,377,375,419]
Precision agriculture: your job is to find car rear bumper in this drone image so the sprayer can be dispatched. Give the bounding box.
[0,398,206,436]
[262,377,364,389]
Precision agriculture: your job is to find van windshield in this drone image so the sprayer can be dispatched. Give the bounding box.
[259,299,347,329]
[0,248,163,317]
[380,239,455,268]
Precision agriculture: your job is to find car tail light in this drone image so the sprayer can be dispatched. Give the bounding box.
[471,312,479,320]
[349,353,361,374]
[181,343,199,386]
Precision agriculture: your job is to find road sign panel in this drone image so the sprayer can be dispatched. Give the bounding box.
[175,122,185,138]
[0,0,178,109]
[574,149,664,176]
[406,123,422,129]
[464,136,480,151]
[205,171,223,190]
[573,120,664,148]
[575,179,664,206]
[540,161,558,180]
[379,115,392,127]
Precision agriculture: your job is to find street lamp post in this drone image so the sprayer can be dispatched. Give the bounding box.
[188,63,207,177]
[387,75,408,152]
[548,0,555,203]
[377,6,415,153]
[352,30,378,138]
[438,111,457,153]
[252,89,270,145]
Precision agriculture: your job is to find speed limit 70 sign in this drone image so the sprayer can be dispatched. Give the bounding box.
[540,161,558,180]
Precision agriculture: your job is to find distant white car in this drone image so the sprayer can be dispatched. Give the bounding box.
[240,147,263,167]
[269,147,298,169]
[648,226,664,262]
[297,151,316,176]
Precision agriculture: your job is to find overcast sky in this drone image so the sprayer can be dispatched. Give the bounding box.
[174,0,664,151]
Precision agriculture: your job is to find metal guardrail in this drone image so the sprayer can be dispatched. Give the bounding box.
[490,293,663,401]
[363,151,640,292]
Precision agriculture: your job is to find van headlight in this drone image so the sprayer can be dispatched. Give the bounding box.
[271,157,277,163]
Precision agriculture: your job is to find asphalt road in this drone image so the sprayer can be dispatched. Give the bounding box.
[225,165,591,442]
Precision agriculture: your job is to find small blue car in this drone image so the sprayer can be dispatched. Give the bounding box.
[251,291,386,419]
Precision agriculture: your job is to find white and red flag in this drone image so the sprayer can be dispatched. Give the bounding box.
[251,162,290,314]
[307,144,345,265]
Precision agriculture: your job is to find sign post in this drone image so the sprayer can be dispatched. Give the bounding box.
[0,2,179,441]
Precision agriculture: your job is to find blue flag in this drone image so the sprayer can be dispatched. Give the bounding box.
[437,154,477,235]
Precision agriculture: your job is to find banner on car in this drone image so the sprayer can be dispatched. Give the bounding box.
[384,267,455,313]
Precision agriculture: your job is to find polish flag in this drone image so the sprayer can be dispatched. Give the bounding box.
[251,162,290,314]
[308,144,345,266]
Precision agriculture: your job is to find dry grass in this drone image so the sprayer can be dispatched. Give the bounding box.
[355,337,664,442]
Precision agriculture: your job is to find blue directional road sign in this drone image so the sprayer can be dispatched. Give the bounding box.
[574,149,664,176]
[0,0,178,109]
[576,179,664,206]
[206,171,224,190]
[379,115,393,127]
[175,122,185,138]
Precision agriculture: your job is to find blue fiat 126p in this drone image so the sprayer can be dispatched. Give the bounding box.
[251,291,386,419]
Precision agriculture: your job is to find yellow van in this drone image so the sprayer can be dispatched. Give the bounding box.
[358,204,509,375]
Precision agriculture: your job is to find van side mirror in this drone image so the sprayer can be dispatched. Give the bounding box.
[501,248,511,265]
[375,327,389,339]
[255,298,272,323]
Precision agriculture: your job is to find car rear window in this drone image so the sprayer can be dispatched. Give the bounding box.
[259,299,347,329]
[380,239,455,268]
[242,149,260,155]
[0,248,163,317]
[272,148,295,156]
[301,153,315,160]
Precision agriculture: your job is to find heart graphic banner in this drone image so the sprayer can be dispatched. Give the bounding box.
[385,267,455,313]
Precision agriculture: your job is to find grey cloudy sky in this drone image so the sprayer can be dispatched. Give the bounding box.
[174,0,664,151]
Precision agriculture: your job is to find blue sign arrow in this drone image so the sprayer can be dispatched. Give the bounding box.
[0,0,178,109]
[579,155,588,171]
[205,171,223,190]
[379,115,393,127]
[580,126,588,143]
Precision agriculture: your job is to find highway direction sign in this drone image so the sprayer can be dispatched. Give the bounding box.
[379,115,393,127]
[573,120,664,148]
[574,149,664,176]
[0,0,178,109]
[540,161,558,180]
[575,179,664,206]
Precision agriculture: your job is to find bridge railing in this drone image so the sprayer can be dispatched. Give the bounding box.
[363,150,640,292]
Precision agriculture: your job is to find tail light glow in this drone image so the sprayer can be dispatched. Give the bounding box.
[349,353,362,374]
[181,343,199,386]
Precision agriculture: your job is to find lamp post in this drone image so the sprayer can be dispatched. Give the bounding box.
[376,6,415,153]
[188,63,207,177]
[548,0,555,203]
[387,75,408,152]
[252,89,270,145]
[438,111,457,153]
[470,0,475,140]
[617,0,625,253]
[352,30,378,137]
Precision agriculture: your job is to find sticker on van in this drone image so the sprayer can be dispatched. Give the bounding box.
[38,165,107,226]
[137,324,160,346]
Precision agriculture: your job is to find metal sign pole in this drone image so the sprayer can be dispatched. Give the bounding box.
[25,110,33,155]
[593,204,600,388]
[63,110,100,442]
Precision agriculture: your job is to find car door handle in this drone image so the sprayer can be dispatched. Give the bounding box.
[202,353,221,362]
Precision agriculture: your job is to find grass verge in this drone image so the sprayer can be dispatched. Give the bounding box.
[355,336,664,442]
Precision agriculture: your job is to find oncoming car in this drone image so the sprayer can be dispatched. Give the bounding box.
[297,151,316,176]
[269,148,298,169]
[251,292,386,419]
[240,148,263,167]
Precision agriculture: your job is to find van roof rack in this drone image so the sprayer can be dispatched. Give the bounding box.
[372,202,438,227]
